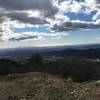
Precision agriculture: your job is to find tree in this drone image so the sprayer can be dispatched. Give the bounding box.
[29,53,42,66]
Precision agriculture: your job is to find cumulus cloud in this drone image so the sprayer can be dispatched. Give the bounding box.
[5,12,49,25]
[0,0,59,26]
[0,32,67,41]
[0,15,6,23]
[52,20,100,32]
[0,0,61,41]
[0,20,67,41]
[93,10,100,20]
[96,0,100,3]
[50,0,100,32]
[0,0,58,18]
[0,0,100,41]
[58,0,99,14]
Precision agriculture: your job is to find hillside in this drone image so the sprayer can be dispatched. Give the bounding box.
[0,72,100,100]
[0,51,100,100]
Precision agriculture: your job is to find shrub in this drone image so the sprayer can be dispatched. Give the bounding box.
[0,59,22,75]
[29,53,42,65]
[26,53,43,71]
[60,58,96,82]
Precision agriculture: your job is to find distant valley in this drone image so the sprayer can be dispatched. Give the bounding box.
[0,44,100,59]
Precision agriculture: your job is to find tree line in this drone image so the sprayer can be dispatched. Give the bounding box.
[0,53,100,82]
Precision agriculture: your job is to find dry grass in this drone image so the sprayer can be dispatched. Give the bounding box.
[0,72,100,100]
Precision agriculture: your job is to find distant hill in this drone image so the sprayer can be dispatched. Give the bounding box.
[0,43,100,58]
[46,48,100,59]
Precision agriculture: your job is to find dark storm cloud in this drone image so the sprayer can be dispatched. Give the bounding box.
[52,22,100,32]
[0,17,3,23]
[0,15,5,23]
[5,12,49,25]
[0,0,58,18]
[0,0,53,10]
[96,0,100,3]
[0,28,3,33]
[96,0,100,8]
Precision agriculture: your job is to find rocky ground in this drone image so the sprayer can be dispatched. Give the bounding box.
[0,72,100,100]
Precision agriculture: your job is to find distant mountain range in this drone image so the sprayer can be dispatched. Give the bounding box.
[46,48,100,59]
[0,43,100,58]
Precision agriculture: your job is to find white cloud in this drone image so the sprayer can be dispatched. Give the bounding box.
[0,0,100,42]
[0,19,68,41]
[85,0,96,7]
[95,19,100,24]
[70,1,83,13]
[93,10,100,20]
[58,1,69,13]
[57,0,99,14]
[58,0,83,14]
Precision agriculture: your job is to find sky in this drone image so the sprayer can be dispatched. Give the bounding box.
[0,0,100,48]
